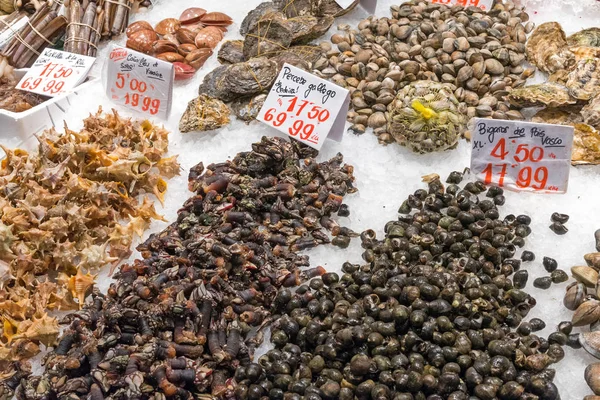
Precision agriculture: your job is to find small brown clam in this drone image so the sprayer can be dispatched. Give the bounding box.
[155,18,181,35]
[157,52,185,63]
[200,12,233,27]
[582,333,600,359]
[585,363,600,394]
[564,281,586,310]
[180,8,207,25]
[126,21,154,38]
[126,29,158,54]
[186,23,206,35]
[163,33,180,46]
[152,40,178,55]
[586,253,600,269]
[176,28,196,45]
[186,48,213,70]
[573,300,600,326]
[195,26,223,49]
[573,266,599,287]
[177,43,198,57]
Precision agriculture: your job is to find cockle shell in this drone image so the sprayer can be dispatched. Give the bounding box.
[194,26,223,49]
[176,28,196,45]
[572,299,600,326]
[585,363,600,394]
[126,29,158,54]
[155,18,181,35]
[568,28,600,47]
[526,22,572,74]
[126,21,154,38]
[177,43,198,57]
[179,95,230,133]
[507,83,577,108]
[180,7,207,25]
[157,52,185,63]
[186,48,213,70]
[152,40,178,55]
[200,12,233,27]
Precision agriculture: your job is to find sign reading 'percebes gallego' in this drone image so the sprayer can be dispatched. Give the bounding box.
[257,63,350,150]
[470,118,574,194]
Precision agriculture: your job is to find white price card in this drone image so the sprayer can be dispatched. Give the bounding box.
[335,0,377,13]
[16,48,95,97]
[105,44,174,119]
[257,63,350,150]
[470,118,574,194]
[427,0,493,11]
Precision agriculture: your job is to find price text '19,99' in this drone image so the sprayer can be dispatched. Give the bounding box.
[116,73,160,115]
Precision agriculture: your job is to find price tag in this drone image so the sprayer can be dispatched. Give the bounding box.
[16,48,95,97]
[470,118,574,194]
[335,0,377,13]
[428,0,493,11]
[105,44,174,119]
[257,63,350,150]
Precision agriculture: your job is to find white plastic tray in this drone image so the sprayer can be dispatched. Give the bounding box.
[0,69,99,150]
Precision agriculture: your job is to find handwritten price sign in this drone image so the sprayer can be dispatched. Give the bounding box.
[429,0,492,11]
[105,45,173,119]
[257,63,350,150]
[16,49,95,97]
[470,119,574,194]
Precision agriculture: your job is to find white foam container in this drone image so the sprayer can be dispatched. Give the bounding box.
[0,69,99,150]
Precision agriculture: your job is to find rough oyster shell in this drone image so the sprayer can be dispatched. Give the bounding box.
[215,58,279,101]
[231,94,267,122]
[568,28,600,47]
[243,16,293,59]
[240,2,281,35]
[582,94,600,129]
[179,95,230,133]
[566,59,600,101]
[507,83,577,108]
[526,22,572,74]
[388,81,465,154]
[287,15,334,45]
[218,40,245,64]
[531,107,583,126]
[571,123,600,165]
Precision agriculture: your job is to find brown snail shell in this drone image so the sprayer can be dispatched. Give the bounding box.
[152,40,178,55]
[180,7,207,25]
[126,29,158,54]
[177,43,198,57]
[585,363,600,395]
[573,300,600,326]
[186,48,213,70]
[155,18,181,35]
[195,26,223,49]
[126,21,154,38]
[573,265,599,287]
[157,52,185,63]
[176,28,196,45]
[200,11,233,27]
[582,333,600,359]
[564,281,586,310]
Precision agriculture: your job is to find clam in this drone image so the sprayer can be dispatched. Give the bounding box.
[163,33,180,46]
[572,266,599,287]
[585,363,600,394]
[157,52,185,63]
[126,21,154,38]
[564,281,586,310]
[572,300,600,326]
[176,28,196,45]
[126,29,159,54]
[186,48,213,70]
[180,7,207,25]
[155,18,181,35]
[173,62,195,80]
[195,26,223,49]
[200,12,233,27]
[152,40,178,55]
[177,43,198,57]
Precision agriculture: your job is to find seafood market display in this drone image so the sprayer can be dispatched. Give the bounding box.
[63,0,105,57]
[314,1,533,149]
[126,8,233,80]
[245,174,562,400]
[14,137,356,399]
[0,108,179,387]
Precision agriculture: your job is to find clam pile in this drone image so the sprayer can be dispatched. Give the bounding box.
[313,0,532,149]
[180,0,358,133]
[0,109,179,390]
[242,174,563,400]
[125,8,233,80]
[13,137,357,399]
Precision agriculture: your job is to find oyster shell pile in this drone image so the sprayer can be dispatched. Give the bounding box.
[389,81,466,153]
[0,108,179,378]
[184,0,357,131]
[510,22,600,164]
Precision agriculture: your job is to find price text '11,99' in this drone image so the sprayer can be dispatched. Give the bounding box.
[470,119,574,194]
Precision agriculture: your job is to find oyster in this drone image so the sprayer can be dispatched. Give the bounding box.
[240,2,282,35]
[532,107,583,126]
[218,40,245,64]
[179,95,231,133]
[526,22,573,74]
[231,94,267,122]
[568,28,600,47]
[507,83,577,108]
[243,16,293,59]
[221,58,279,98]
[582,94,600,129]
[567,59,600,101]
[389,81,466,154]
[286,15,334,44]
[572,123,600,165]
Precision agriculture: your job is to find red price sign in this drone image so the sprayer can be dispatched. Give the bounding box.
[105,45,173,119]
[471,119,574,194]
[429,0,491,10]
[257,63,349,150]
[16,49,95,97]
